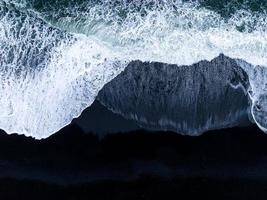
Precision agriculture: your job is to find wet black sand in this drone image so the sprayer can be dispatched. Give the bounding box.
[0,124,267,199]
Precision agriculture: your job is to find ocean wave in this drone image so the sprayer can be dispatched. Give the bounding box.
[0,0,267,138]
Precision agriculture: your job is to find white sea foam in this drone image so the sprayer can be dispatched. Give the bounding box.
[1,0,267,138]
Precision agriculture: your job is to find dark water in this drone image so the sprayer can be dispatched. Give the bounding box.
[27,0,267,12]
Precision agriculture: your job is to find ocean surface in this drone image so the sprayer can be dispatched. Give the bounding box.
[1,0,267,138]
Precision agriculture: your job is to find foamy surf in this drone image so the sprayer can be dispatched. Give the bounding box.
[0,0,267,138]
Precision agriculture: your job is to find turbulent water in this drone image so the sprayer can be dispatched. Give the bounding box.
[1,0,267,138]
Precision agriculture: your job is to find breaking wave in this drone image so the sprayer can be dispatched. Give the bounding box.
[1,0,267,138]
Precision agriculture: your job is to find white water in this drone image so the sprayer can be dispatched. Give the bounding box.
[1,0,267,138]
